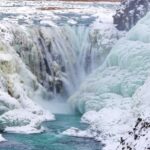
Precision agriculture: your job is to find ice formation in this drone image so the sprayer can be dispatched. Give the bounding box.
[63,11,150,150]
[69,12,150,114]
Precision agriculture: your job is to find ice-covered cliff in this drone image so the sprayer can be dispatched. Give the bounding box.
[0,0,121,138]
[0,36,54,135]
[2,24,120,98]
[63,11,150,150]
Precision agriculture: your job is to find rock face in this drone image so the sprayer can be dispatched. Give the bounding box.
[117,118,150,150]
[114,0,150,31]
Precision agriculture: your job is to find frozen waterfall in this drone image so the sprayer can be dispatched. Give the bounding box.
[0,24,120,108]
[69,12,150,114]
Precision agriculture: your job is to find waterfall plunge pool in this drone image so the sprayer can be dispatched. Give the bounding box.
[0,114,102,150]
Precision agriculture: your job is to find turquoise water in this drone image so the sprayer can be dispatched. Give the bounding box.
[0,114,102,150]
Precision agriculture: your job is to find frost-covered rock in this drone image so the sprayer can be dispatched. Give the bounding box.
[114,0,150,31]
[0,35,54,134]
[0,91,20,120]
[0,134,6,142]
[116,75,150,150]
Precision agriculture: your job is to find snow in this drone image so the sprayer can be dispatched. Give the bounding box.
[40,20,57,27]
[67,19,77,25]
[0,134,6,142]
[5,126,45,134]
[0,0,123,145]
[0,0,118,27]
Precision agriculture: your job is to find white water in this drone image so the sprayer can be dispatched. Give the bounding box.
[0,24,120,114]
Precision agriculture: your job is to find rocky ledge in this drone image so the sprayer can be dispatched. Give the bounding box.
[117,118,150,150]
[114,0,150,31]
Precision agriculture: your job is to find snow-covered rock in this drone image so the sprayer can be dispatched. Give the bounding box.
[114,0,150,31]
[3,109,54,134]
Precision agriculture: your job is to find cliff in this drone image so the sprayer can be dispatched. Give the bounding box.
[114,0,150,30]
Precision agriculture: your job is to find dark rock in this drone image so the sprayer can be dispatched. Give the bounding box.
[113,0,150,31]
[117,118,150,149]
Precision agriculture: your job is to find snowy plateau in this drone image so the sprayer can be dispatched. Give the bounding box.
[0,0,149,150]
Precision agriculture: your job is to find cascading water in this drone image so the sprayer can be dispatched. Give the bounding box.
[1,24,120,113]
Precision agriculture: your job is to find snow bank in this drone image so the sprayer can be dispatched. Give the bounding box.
[3,109,54,134]
[0,22,122,99]
[0,134,6,142]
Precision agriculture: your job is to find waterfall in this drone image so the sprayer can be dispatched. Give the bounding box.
[3,24,119,102]
[0,23,120,114]
[68,13,150,114]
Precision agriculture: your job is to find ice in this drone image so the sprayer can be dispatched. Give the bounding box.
[0,0,128,147]
[0,0,118,27]
[0,16,120,140]
[65,11,150,150]
[2,109,54,134]
[67,19,77,25]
